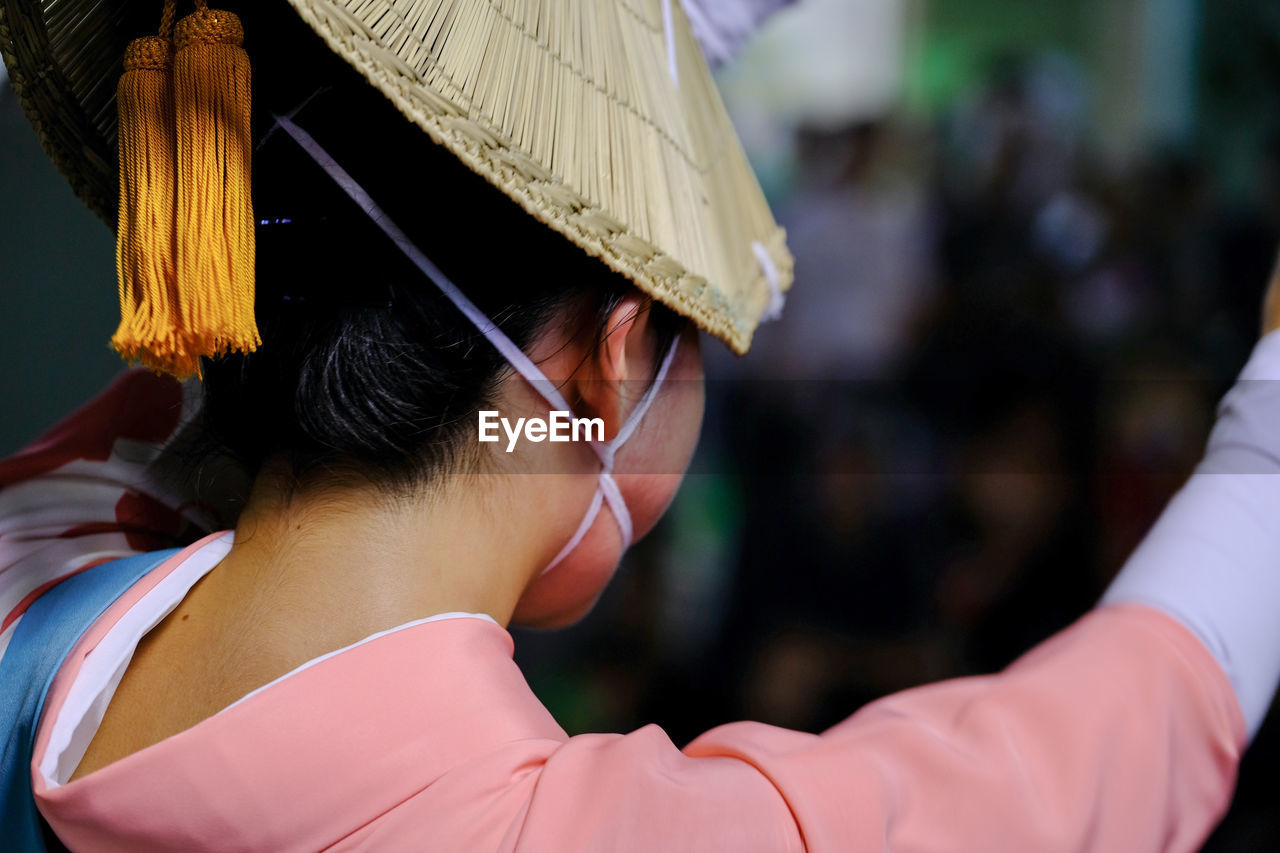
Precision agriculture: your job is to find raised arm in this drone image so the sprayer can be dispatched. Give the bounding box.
[343,602,1239,851]
[501,296,1280,851]
[1099,257,1280,742]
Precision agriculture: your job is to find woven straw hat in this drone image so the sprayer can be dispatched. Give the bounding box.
[0,0,793,354]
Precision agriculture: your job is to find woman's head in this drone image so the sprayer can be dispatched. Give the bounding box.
[199,74,705,626]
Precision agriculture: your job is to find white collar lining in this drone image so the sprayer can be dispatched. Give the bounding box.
[40,532,498,788]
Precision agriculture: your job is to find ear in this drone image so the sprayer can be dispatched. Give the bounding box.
[573,296,655,441]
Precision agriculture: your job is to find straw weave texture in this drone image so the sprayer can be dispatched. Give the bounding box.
[0,0,793,352]
[0,0,152,217]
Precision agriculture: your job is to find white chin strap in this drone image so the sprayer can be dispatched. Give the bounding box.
[274,116,679,575]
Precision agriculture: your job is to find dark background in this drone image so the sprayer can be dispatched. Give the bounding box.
[4,1,1279,848]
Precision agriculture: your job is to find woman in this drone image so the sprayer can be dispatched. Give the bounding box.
[3,1,1280,851]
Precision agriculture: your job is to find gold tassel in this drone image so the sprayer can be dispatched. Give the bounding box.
[172,1,259,377]
[112,2,181,376]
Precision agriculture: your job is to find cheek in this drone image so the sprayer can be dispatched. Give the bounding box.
[511,331,704,628]
[510,472,690,629]
[509,420,700,628]
[650,331,704,452]
[617,356,704,539]
[510,556,613,627]
[615,473,688,542]
[509,506,621,627]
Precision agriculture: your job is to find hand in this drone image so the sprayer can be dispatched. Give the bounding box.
[1265,249,1280,336]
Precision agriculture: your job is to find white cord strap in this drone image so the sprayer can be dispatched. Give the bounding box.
[752,239,785,322]
[273,114,679,574]
[662,0,680,88]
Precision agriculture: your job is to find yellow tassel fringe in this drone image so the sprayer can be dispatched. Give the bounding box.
[112,33,180,375]
[173,3,259,377]
[112,1,259,380]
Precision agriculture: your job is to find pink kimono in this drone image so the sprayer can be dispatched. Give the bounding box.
[1,355,1269,850]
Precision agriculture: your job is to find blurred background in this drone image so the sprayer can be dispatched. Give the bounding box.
[3,0,1279,848]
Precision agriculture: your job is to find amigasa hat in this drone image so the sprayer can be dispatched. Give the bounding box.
[0,0,793,370]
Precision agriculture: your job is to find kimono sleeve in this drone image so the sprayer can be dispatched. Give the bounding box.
[0,370,228,645]
[350,605,1241,852]
[677,604,1243,852]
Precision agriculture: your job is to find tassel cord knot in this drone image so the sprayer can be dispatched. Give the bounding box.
[174,7,245,50]
[123,36,173,72]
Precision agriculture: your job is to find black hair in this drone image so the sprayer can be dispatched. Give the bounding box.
[198,12,684,495]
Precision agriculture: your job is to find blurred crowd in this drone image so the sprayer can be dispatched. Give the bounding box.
[513,52,1280,849]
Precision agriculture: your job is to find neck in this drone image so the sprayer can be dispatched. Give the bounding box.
[207,464,569,654]
[196,372,609,666]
